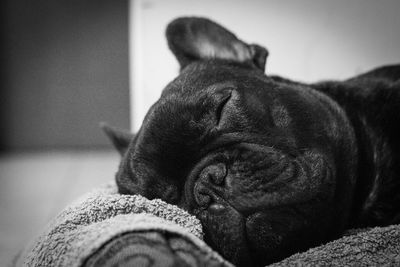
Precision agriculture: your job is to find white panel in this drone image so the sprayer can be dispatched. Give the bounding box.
[130,0,400,131]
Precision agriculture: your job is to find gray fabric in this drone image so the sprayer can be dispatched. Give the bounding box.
[84,231,226,267]
[268,224,400,266]
[15,182,231,267]
[15,182,400,266]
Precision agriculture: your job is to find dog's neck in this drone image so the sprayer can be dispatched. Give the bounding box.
[313,79,400,227]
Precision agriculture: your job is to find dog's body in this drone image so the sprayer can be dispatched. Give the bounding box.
[103,17,400,266]
[275,67,400,228]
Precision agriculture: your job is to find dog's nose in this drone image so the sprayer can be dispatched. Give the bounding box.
[193,183,212,207]
[193,163,227,208]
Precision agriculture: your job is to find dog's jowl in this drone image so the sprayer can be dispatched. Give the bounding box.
[103,17,400,266]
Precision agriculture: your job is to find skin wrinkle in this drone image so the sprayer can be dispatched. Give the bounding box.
[190,140,322,220]
[271,99,291,128]
[208,143,334,216]
[359,115,393,222]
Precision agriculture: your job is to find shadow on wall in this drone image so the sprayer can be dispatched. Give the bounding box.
[0,0,130,151]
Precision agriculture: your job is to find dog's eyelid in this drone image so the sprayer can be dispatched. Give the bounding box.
[215,90,233,125]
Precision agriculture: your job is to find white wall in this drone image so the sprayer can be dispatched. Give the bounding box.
[130,0,400,131]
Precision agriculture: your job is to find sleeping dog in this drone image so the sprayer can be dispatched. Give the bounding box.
[103,17,400,266]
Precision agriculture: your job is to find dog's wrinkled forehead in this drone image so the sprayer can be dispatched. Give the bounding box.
[138,62,265,157]
[145,61,280,144]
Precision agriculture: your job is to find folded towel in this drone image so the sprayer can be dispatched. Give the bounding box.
[269,224,400,266]
[15,182,231,267]
[15,182,400,266]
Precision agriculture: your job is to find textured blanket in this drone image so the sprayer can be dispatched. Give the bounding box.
[15,183,231,267]
[15,182,400,267]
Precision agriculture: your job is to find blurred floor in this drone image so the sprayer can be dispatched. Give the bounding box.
[0,150,120,265]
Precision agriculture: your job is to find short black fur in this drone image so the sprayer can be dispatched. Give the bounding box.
[104,17,400,266]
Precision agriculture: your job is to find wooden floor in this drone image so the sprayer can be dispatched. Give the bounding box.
[0,150,120,265]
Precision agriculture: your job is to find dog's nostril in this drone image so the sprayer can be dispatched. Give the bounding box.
[194,183,212,207]
[199,163,227,185]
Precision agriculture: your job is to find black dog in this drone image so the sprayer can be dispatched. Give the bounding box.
[103,17,400,266]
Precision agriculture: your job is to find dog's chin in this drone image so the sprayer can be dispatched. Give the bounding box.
[198,204,286,267]
[198,202,311,267]
[197,202,252,266]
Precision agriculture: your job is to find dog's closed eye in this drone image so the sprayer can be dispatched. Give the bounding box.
[216,90,232,125]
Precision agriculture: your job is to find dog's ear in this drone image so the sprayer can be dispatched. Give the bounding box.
[100,122,134,156]
[166,17,268,71]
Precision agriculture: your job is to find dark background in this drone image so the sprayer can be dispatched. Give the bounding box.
[0,0,129,263]
[1,0,130,151]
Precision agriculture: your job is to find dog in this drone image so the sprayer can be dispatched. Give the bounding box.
[102,17,400,266]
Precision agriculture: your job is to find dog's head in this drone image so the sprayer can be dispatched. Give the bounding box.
[104,17,357,266]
